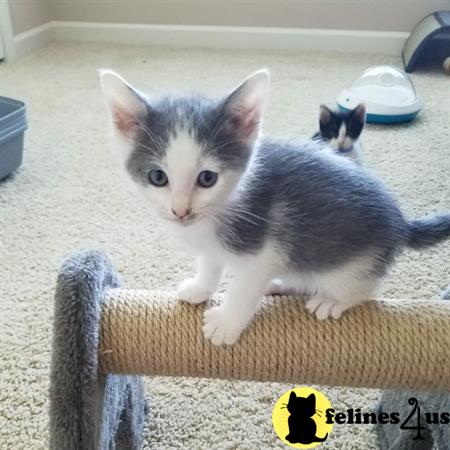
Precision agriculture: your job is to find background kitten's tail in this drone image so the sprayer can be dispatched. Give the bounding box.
[407,213,450,249]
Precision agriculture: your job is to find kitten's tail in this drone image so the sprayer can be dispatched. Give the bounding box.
[407,213,450,249]
[313,433,328,442]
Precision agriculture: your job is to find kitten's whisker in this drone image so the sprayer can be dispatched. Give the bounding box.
[203,119,229,153]
[220,222,243,246]
[206,139,246,153]
[132,140,158,153]
[225,207,271,224]
[214,221,242,245]
[200,114,226,154]
[203,114,256,154]
[136,125,165,154]
[204,118,261,154]
[222,206,277,227]
[205,205,274,228]
[204,212,243,245]
[122,135,165,164]
[223,212,259,227]
[119,103,165,154]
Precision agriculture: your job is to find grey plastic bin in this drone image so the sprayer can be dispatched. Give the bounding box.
[0,96,27,179]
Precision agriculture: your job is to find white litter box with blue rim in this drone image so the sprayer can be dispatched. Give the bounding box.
[336,66,423,124]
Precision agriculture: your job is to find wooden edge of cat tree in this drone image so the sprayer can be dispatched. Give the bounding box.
[99,289,450,392]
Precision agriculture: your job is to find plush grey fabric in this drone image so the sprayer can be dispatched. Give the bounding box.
[441,286,450,300]
[376,286,450,450]
[49,250,148,450]
[376,390,449,450]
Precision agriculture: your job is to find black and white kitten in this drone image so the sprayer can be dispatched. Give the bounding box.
[101,70,450,346]
[313,104,366,163]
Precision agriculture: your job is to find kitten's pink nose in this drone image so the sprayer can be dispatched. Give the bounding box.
[171,207,191,220]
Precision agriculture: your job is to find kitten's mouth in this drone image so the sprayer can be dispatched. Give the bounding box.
[167,213,200,226]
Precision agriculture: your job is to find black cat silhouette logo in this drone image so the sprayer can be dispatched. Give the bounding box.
[273,387,333,449]
[285,392,328,444]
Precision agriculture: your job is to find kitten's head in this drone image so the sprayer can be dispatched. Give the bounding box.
[318,104,366,151]
[287,392,316,418]
[100,70,269,225]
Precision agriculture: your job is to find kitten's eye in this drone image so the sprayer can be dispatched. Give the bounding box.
[197,170,218,188]
[148,169,168,187]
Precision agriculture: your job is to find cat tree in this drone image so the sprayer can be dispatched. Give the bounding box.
[49,250,450,450]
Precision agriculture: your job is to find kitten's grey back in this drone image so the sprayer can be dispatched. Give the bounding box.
[218,138,408,273]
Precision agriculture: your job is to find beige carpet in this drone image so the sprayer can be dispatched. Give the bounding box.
[1,41,449,449]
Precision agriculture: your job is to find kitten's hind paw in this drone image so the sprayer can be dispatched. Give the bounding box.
[176,278,212,305]
[203,306,244,345]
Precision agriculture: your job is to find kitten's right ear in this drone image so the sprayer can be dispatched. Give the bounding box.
[319,104,333,127]
[289,391,297,401]
[100,70,147,137]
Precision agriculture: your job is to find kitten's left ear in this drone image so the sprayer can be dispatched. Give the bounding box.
[347,103,366,138]
[100,70,148,138]
[222,69,270,142]
[351,103,366,123]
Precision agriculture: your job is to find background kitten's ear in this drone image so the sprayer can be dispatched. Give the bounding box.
[352,103,366,123]
[223,69,270,141]
[319,104,333,128]
[100,70,147,137]
[347,103,366,139]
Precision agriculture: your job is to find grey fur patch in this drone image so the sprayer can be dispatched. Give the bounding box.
[217,138,409,274]
[126,95,253,185]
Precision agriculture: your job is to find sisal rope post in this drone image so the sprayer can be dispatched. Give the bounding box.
[99,289,450,392]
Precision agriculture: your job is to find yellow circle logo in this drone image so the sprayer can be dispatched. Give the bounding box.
[272,387,333,448]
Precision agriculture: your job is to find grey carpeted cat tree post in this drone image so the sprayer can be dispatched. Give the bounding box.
[376,286,450,450]
[49,251,148,450]
[49,250,450,450]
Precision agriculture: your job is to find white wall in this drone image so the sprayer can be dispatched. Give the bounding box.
[51,0,450,32]
[9,0,52,35]
[9,0,450,35]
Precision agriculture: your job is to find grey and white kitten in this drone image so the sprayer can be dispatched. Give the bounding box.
[313,104,366,164]
[101,70,450,346]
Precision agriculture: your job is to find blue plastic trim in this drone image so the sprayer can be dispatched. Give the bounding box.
[337,104,420,124]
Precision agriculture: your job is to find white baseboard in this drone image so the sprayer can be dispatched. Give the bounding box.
[53,21,408,55]
[13,21,409,58]
[13,22,54,58]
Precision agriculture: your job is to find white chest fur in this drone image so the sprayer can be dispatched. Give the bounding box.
[167,218,224,257]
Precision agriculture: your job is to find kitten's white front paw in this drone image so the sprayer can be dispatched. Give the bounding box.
[265,279,298,296]
[177,278,213,305]
[306,297,347,320]
[202,306,244,345]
